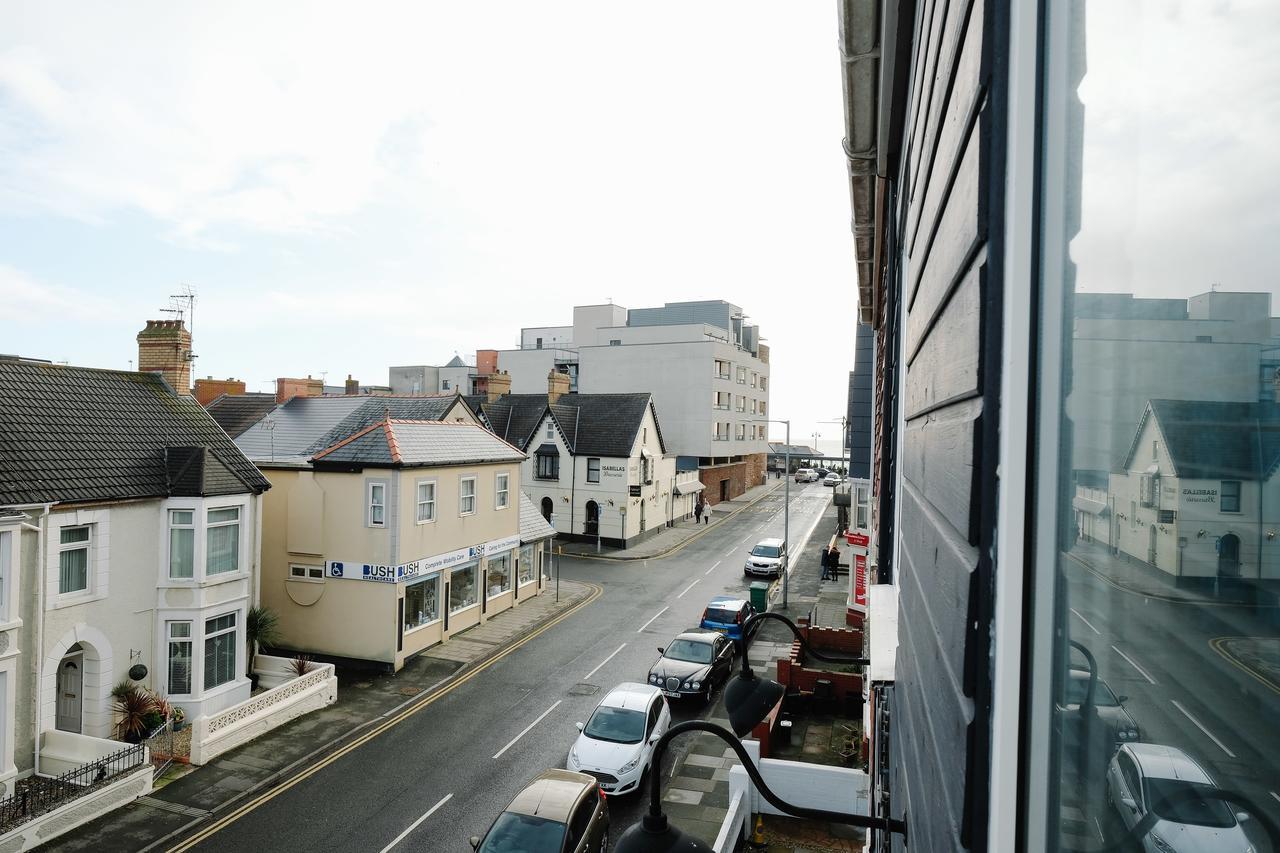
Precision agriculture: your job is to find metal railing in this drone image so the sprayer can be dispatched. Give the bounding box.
[0,742,147,833]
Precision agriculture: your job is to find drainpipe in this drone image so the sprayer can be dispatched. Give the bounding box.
[25,503,53,776]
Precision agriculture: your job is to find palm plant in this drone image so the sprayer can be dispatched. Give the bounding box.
[114,686,157,742]
[245,605,281,680]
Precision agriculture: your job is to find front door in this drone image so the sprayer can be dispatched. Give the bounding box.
[719,479,729,501]
[1218,533,1241,577]
[56,654,83,733]
[584,501,599,536]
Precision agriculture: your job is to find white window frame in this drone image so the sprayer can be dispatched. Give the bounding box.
[167,621,193,695]
[205,506,242,576]
[586,457,601,483]
[368,482,386,528]
[485,550,513,599]
[289,563,325,583]
[203,611,239,691]
[495,473,510,510]
[57,525,91,596]
[0,529,12,623]
[459,476,477,516]
[168,508,196,580]
[403,573,441,632]
[416,480,437,524]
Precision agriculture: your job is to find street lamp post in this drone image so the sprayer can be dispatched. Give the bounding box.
[753,418,791,607]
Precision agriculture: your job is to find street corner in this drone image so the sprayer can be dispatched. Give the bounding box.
[1210,636,1280,695]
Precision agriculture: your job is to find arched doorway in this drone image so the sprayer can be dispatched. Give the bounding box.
[1218,533,1241,578]
[56,644,84,733]
[584,501,599,536]
[541,497,553,523]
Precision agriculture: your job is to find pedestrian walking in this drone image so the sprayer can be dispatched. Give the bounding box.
[704,502,713,524]
[820,546,833,581]
[694,499,704,524]
[827,545,841,579]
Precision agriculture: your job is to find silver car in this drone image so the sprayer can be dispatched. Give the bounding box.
[1106,743,1254,852]
[744,538,786,578]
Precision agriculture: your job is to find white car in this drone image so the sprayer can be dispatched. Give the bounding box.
[1106,742,1255,852]
[822,473,842,487]
[794,468,818,483]
[567,682,671,796]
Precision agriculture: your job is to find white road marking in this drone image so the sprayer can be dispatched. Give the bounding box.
[379,793,453,853]
[1170,699,1236,758]
[1111,645,1157,685]
[637,607,669,633]
[1271,791,1280,805]
[1070,608,1101,635]
[704,560,722,576]
[724,546,737,557]
[1092,817,1105,843]
[677,579,700,599]
[583,644,627,681]
[493,700,563,759]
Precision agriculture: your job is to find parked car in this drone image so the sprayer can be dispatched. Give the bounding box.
[648,631,736,704]
[822,472,842,487]
[815,467,831,478]
[567,682,670,795]
[699,595,757,641]
[794,468,817,483]
[744,537,787,578]
[1060,669,1140,750]
[1106,743,1252,852]
[471,768,609,853]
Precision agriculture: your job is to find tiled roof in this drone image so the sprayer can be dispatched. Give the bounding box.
[0,358,270,505]
[480,395,550,450]
[550,393,665,457]
[518,493,556,542]
[204,393,278,438]
[1126,399,1280,480]
[311,420,526,467]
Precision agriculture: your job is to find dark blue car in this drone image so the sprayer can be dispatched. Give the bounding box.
[699,595,757,641]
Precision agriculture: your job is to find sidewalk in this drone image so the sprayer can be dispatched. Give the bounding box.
[1068,539,1255,605]
[556,479,785,561]
[45,580,598,853]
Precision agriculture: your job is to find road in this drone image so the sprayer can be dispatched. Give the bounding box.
[1060,548,1280,850]
[175,482,836,852]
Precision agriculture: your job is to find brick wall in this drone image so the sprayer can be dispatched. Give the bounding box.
[193,378,246,405]
[136,320,192,395]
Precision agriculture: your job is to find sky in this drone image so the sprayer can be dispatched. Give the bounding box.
[0,2,860,451]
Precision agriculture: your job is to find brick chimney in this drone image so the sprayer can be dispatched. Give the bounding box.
[137,320,192,395]
[548,370,570,405]
[276,375,324,404]
[193,376,246,405]
[345,374,360,395]
[487,370,512,403]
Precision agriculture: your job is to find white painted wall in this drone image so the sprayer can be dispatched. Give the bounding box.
[519,325,575,350]
[497,349,561,393]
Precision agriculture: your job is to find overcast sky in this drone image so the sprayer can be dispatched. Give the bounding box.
[0,2,860,454]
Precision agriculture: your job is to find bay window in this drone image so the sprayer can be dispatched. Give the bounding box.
[203,612,237,690]
[168,510,195,579]
[206,507,240,575]
[167,622,192,695]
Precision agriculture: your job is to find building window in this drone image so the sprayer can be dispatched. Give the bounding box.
[735,423,746,441]
[404,574,440,630]
[536,452,559,480]
[751,372,758,388]
[167,622,192,695]
[609,339,621,346]
[760,376,767,392]
[714,391,731,410]
[203,612,237,690]
[460,476,477,515]
[206,507,241,575]
[587,458,601,483]
[714,360,730,380]
[713,423,729,441]
[735,396,745,413]
[736,367,747,384]
[536,337,543,349]
[368,482,386,528]
[760,401,767,416]
[58,526,90,594]
[1221,480,1241,513]
[486,551,512,597]
[289,564,324,581]
[168,510,195,579]
[495,473,510,509]
[442,379,450,390]
[519,543,536,585]
[449,563,477,612]
[547,424,554,439]
[416,481,436,523]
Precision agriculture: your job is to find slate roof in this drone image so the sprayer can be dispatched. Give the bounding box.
[477,395,551,450]
[311,420,525,468]
[518,493,556,542]
[444,355,468,368]
[1124,399,1280,480]
[204,393,278,438]
[234,394,470,463]
[550,393,665,457]
[768,443,817,456]
[0,358,270,505]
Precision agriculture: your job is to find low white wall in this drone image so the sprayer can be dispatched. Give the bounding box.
[0,764,152,852]
[714,788,750,853]
[721,743,871,843]
[253,653,302,690]
[38,731,131,778]
[189,663,337,766]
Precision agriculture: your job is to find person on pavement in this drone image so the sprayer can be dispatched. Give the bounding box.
[820,546,834,581]
[694,499,703,524]
[704,502,713,524]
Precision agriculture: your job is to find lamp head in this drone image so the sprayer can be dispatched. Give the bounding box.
[724,669,785,736]
[614,813,713,853]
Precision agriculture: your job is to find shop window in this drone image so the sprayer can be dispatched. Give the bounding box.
[519,543,536,585]
[450,564,477,612]
[486,552,512,598]
[404,574,440,630]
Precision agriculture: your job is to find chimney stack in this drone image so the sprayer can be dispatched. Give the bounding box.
[548,370,570,405]
[137,319,193,395]
[193,377,246,405]
[487,370,512,403]
[276,375,325,404]
[345,374,360,395]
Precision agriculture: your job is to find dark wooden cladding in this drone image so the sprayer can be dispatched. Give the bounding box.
[904,260,984,420]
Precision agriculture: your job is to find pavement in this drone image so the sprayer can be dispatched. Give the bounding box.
[1069,538,1279,609]
[43,579,598,853]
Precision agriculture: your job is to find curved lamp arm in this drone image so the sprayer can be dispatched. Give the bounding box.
[737,611,868,676]
[1089,785,1279,852]
[642,720,906,839]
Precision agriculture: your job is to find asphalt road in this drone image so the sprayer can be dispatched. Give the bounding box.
[179,482,836,853]
[1060,550,1280,849]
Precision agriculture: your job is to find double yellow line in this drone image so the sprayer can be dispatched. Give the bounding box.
[169,582,603,852]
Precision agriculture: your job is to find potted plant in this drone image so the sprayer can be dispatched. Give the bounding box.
[113,685,157,743]
[246,605,281,689]
[171,706,186,731]
[290,655,313,677]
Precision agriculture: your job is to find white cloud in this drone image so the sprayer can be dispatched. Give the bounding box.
[0,263,122,325]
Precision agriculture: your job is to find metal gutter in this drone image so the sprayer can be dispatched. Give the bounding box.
[839,0,881,325]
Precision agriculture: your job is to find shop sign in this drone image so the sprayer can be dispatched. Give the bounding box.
[629,485,642,497]
[601,464,627,479]
[855,554,868,608]
[846,531,870,547]
[328,533,521,583]
[1182,487,1217,504]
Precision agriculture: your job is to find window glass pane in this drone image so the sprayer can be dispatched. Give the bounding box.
[461,478,476,513]
[450,564,477,611]
[486,552,511,597]
[168,623,192,695]
[169,527,194,579]
[170,510,194,526]
[1036,4,1279,846]
[519,543,536,584]
[404,574,440,630]
[417,482,435,522]
[59,547,87,593]
[207,507,239,524]
[496,474,509,508]
[203,614,237,690]
[60,527,89,545]
[207,521,240,574]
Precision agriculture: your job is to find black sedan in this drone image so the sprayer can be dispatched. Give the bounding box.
[647,631,735,704]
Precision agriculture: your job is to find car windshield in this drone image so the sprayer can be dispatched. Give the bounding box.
[478,813,567,852]
[584,706,646,744]
[1064,677,1119,707]
[664,639,713,664]
[704,607,739,624]
[1145,779,1235,828]
[751,545,780,558]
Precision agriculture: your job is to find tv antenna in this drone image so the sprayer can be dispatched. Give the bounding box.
[158,284,198,364]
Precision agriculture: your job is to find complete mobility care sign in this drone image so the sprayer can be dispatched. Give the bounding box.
[327,534,522,583]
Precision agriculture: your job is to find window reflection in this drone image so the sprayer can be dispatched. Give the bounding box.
[1042,1,1280,850]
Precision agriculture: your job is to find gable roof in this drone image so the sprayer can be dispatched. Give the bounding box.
[311,420,525,468]
[1124,399,1280,480]
[477,394,551,450]
[204,392,278,438]
[234,394,471,463]
[519,493,556,543]
[550,393,665,457]
[0,358,270,505]
[444,355,468,368]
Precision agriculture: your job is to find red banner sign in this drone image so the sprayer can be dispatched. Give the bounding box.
[855,554,867,607]
[846,531,870,547]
